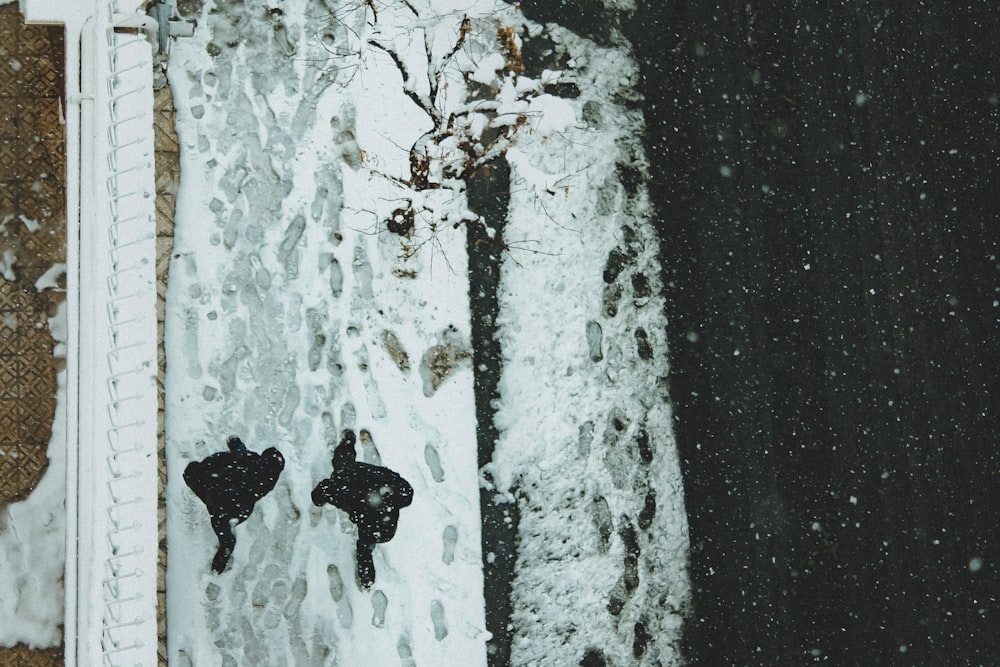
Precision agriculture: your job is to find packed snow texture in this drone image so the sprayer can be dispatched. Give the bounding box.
[489,22,689,667]
[0,301,66,649]
[166,1,487,664]
[165,0,688,665]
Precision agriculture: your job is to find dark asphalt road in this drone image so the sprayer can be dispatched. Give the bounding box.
[625,1,1000,664]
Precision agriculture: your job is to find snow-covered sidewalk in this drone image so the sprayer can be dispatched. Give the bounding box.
[165,0,688,664]
[166,1,487,663]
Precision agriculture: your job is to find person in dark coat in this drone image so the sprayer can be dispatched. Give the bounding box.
[312,429,414,588]
[183,436,285,573]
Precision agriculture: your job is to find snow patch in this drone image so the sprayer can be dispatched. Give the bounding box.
[0,302,67,649]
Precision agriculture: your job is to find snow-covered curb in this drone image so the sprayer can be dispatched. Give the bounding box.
[490,23,689,666]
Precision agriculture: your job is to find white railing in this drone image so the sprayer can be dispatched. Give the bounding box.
[101,30,158,667]
[22,0,161,664]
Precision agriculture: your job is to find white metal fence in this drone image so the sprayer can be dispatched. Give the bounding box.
[21,0,161,663]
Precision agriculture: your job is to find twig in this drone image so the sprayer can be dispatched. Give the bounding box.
[367,39,437,121]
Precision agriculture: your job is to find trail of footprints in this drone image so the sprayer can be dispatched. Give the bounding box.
[188,197,551,664]
[371,590,388,627]
[200,234,464,661]
[187,39,469,661]
[178,1,471,663]
[430,599,449,640]
[442,525,458,565]
[191,185,662,662]
[326,565,353,629]
[575,221,668,661]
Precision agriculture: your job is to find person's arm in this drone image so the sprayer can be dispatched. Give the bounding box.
[311,478,333,506]
[395,475,414,507]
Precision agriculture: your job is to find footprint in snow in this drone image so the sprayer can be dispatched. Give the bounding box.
[351,241,374,301]
[354,342,387,419]
[241,615,270,665]
[590,496,613,553]
[442,525,458,565]
[327,564,353,629]
[340,401,356,430]
[306,306,328,372]
[424,443,444,483]
[328,256,343,298]
[371,589,388,627]
[577,420,595,457]
[586,320,604,362]
[203,582,223,634]
[430,599,448,640]
[358,428,381,465]
[396,636,416,667]
[283,577,307,619]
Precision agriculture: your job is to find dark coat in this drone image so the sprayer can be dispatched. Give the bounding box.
[184,436,285,524]
[184,436,285,572]
[312,430,413,546]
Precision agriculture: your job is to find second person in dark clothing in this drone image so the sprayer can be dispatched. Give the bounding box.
[312,429,414,588]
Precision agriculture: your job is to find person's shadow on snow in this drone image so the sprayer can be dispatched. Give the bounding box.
[183,436,285,573]
[312,429,414,588]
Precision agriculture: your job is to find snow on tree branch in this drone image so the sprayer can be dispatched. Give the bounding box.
[352,4,543,257]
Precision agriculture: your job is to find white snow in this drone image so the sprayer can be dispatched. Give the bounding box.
[166,1,490,664]
[490,25,689,665]
[0,301,67,649]
[33,263,65,291]
[162,0,688,665]
[18,215,41,233]
[0,247,16,281]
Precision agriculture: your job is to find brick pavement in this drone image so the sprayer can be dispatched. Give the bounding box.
[0,5,64,664]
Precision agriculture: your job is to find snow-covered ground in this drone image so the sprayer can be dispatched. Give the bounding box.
[0,302,66,649]
[491,22,689,664]
[163,0,689,664]
[166,1,488,663]
[0,0,690,661]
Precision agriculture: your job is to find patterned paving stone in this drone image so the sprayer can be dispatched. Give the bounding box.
[0,643,63,666]
[0,4,64,664]
[154,81,178,667]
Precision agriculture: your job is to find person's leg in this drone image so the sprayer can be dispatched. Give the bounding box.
[356,538,376,588]
[372,510,399,543]
[211,514,237,573]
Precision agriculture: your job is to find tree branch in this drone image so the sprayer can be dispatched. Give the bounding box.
[367,38,438,122]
